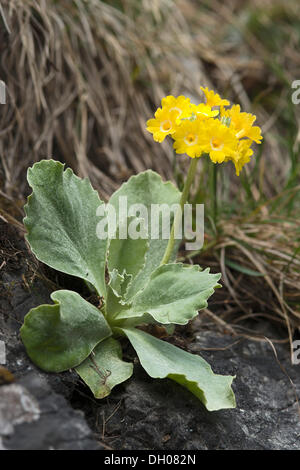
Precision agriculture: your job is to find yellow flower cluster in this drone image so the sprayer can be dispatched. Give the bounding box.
[146,87,263,175]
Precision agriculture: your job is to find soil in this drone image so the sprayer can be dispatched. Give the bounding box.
[0,220,299,450]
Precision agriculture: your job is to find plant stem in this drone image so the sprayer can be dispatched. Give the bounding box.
[212,162,218,226]
[160,156,199,265]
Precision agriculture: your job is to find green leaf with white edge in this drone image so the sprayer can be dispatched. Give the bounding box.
[20,290,111,373]
[123,327,236,411]
[75,337,133,399]
[106,269,132,317]
[113,263,221,325]
[24,160,108,297]
[108,269,132,298]
[109,170,181,299]
[107,216,148,287]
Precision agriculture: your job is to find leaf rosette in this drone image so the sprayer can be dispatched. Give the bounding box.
[21,159,236,411]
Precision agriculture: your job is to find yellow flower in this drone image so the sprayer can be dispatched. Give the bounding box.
[232,139,254,176]
[146,91,262,175]
[200,86,230,108]
[161,95,192,121]
[172,120,204,158]
[223,105,263,144]
[198,119,238,163]
[146,107,179,142]
[190,103,219,120]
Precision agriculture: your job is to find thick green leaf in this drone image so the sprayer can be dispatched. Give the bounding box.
[24,160,108,297]
[123,328,236,411]
[113,264,221,325]
[107,216,148,284]
[20,290,111,372]
[109,170,181,299]
[75,338,133,398]
[106,218,148,316]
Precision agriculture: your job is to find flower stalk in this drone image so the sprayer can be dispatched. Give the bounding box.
[211,162,218,226]
[160,156,200,265]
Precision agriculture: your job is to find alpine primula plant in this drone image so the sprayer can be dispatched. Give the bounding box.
[20,88,262,412]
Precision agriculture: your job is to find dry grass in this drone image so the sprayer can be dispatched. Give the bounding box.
[188,214,300,352]
[0,0,208,199]
[0,0,299,344]
[1,0,299,198]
